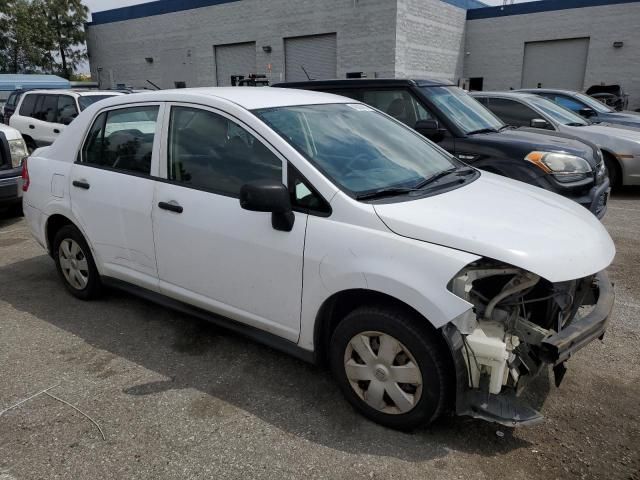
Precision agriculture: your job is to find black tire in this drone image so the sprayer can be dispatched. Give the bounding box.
[329,305,451,431]
[604,154,620,189]
[53,225,102,300]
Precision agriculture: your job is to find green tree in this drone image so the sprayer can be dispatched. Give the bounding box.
[37,0,88,78]
[0,0,51,73]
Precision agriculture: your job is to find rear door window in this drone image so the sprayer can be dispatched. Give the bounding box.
[57,95,79,124]
[36,95,58,122]
[81,105,159,175]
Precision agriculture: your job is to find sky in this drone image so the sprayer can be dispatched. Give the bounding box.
[83,0,530,18]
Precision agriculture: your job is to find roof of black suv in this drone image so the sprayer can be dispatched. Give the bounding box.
[273,78,456,89]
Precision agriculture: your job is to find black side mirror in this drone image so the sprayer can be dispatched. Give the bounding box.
[579,107,596,118]
[530,118,550,129]
[240,180,295,232]
[414,119,445,142]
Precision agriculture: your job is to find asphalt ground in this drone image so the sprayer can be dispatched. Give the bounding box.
[0,189,639,480]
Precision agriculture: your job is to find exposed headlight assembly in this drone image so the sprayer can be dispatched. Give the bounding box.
[8,138,28,168]
[525,151,592,183]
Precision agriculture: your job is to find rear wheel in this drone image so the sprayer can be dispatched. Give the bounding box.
[53,225,102,300]
[329,305,451,430]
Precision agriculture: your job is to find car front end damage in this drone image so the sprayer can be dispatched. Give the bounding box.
[443,260,615,426]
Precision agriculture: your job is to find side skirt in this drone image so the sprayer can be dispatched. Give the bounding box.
[102,277,316,364]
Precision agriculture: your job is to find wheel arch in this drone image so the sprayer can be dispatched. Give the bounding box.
[313,289,455,370]
[600,148,622,187]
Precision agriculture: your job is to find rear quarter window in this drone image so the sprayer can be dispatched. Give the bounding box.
[19,94,37,116]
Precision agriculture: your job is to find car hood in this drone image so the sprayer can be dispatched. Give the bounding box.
[600,111,640,126]
[478,128,598,166]
[565,124,640,150]
[373,172,615,283]
[0,123,23,141]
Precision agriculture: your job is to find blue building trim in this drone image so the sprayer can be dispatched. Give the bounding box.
[89,0,240,25]
[467,0,640,20]
[88,0,490,26]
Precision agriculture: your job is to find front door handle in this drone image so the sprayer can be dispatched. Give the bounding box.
[158,201,183,214]
[29,125,35,129]
[72,180,90,190]
[53,129,60,134]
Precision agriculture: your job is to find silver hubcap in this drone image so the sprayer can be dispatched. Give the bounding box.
[58,239,89,290]
[344,331,423,415]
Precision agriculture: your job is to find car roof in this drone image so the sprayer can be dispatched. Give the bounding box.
[273,78,455,89]
[472,91,539,100]
[516,88,578,95]
[96,87,356,110]
[21,89,124,97]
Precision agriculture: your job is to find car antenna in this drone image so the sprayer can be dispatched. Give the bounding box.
[301,65,313,81]
[146,79,161,90]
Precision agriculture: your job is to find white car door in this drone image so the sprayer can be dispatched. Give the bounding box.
[31,94,64,146]
[70,102,165,292]
[152,103,307,341]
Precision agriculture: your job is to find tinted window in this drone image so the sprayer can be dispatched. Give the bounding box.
[548,94,585,112]
[19,94,37,116]
[485,98,539,127]
[57,95,78,124]
[6,92,18,107]
[168,106,283,197]
[81,106,158,175]
[78,95,117,111]
[361,89,432,127]
[33,95,58,122]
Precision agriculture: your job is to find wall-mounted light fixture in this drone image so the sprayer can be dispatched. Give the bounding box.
[262,45,272,53]
[145,57,154,63]
[613,41,624,48]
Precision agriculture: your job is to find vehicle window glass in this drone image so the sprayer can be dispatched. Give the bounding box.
[328,89,363,102]
[168,106,283,197]
[19,94,37,117]
[57,95,78,124]
[81,106,158,175]
[38,95,59,123]
[255,103,459,196]
[361,89,431,127]
[288,165,330,214]
[420,86,504,134]
[551,95,585,112]
[6,93,17,107]
[78,95,118,111]
[485,98,538,127]
[528,96,588,126]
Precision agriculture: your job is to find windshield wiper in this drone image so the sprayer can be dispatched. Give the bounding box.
[498,124,515,131]
[355,187,420,200]
[411,167,470,189]
[466,128,499,135]
[566,122,587,126]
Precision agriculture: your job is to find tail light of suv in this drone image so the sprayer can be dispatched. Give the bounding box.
[21,157,30,191]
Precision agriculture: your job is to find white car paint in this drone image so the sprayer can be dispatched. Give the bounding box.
[21,88,617,427]
[0,122,24,142]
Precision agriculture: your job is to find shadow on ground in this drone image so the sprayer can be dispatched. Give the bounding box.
[0,254,542,462]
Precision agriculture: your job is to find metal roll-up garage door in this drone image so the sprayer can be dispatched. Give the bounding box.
[285,34,337,82]
[214,42,256,86]
[521,38,590,90]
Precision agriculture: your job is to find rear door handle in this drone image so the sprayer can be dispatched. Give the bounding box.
[158,201,183,214]
[72,180,90,190]
[29,125,35,129]
[53,129,60,134]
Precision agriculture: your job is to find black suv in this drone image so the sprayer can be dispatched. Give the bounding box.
[275,79,609,218]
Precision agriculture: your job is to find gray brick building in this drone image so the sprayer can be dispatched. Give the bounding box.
[86,0,640,108]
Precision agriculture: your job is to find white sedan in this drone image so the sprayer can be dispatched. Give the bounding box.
[22,88,615,429]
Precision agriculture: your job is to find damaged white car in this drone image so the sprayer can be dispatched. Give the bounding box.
[22,88,615,430]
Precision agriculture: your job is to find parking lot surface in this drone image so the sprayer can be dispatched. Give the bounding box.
[1,191,639,480]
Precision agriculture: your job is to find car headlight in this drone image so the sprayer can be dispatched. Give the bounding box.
[8,138,28,168]
[525,151,592,183]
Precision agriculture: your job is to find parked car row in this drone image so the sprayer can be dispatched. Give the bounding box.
[21,86,617,431]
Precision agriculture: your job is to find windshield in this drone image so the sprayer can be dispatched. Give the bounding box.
[572,92,614,113]
[420,86,504,134]
[254,103,460,196]
[528,96,589,126]
[78,95,118,111]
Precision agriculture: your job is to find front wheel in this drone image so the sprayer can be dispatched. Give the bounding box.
[329,305,451,430]
[53,225,102,300]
